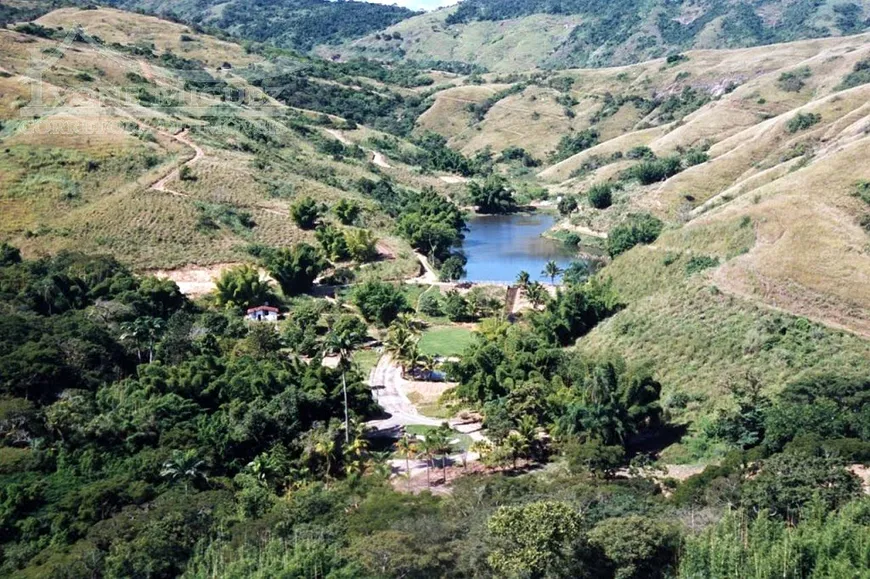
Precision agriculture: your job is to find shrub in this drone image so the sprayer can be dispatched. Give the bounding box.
[418,292,442,317]
[290,197,322,230]
[606,213,664,257]
[587,183,613,209]
[178,165,196,181]
[263,243,326,296]
[557,196,578,216]
[334,199,361,225]
[685,255,719,275]
[786,112,821,134]
[837,58,870,90]
[195,202,254,235]
[549,129,600,162]
[563,233,582,247]
[439,255,466,281]
[683,148,709,167]
[345,228,378,263]
[623,156,683,185]
[777,67,812,92]
[626,145,655,160]
[853,181,870,205]
[0,242,22,266]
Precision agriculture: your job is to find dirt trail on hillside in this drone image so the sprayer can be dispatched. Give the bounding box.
[371,150,391,168]
[323,127,393,168]
[150,129,204,197]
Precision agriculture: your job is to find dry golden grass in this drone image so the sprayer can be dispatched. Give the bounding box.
[330,9,585,73]
[458,86,586,158]
[415,84,510,144]
[37,7,261,69]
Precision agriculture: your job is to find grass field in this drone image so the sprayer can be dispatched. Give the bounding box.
[403,424,473,451]
[353,349,380,377]
[418,326,475,357]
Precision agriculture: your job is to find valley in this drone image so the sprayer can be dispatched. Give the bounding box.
[0,2,869,578]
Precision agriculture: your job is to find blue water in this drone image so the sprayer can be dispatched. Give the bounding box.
[460,213,577,283]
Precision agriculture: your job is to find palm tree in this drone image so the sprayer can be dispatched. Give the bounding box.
[323,319,366,444]
[525,281,548,309]
[516,415,540,461]
[309,425,337,479]
[384,322,421,377]
[418,355,437,381]
[426,426,454,484]
[160,449,206,492]
[369,450,393,478]
[393,312,426,334]
[343,420,370,476]
[503,431,529,471]
[542,260,564,284]
[120,316,166,363]
[516,270,531,289]
[418,436,436,488]
[469,440,494,465]
[396,434,418,490]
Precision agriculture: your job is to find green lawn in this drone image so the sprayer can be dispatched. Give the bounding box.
[404,424,474,451]
[418,326,475,357]
[353,349,380,377]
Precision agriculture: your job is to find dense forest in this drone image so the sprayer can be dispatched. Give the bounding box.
[0,243,867,577]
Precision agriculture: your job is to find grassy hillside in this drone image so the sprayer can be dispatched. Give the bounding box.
[329,0,870,71]
[398,30,870,420]
[3,6,870,426]
[105,0,418,51]
[0,7,462,275]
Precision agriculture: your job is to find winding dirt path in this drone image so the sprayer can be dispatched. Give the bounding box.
[150,129,204,197]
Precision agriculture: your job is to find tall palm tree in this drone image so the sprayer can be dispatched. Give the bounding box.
[160,449,206,492]
[323,320,366,444]
[120,316,166,363]
[418,436,436,488]
[426,426,454,484]
[542,260,564,284]
[396,434,418,490]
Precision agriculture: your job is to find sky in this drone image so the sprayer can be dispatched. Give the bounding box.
[365,0,457,11]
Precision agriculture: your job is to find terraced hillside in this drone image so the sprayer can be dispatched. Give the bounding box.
[327,0,870,71]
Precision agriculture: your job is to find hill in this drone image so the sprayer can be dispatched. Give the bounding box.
[327,0,870,71]
[0,7,869,578]
[0,6,468,278]
[396,31,870,419]
[105,0,418,51]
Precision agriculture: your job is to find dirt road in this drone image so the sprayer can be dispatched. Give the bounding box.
[367,355,444,432]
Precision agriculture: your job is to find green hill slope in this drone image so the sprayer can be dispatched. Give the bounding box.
[329,0,870,70]
[106,0,418,51]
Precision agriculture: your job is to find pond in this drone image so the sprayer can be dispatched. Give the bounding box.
[460,213,579,283]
